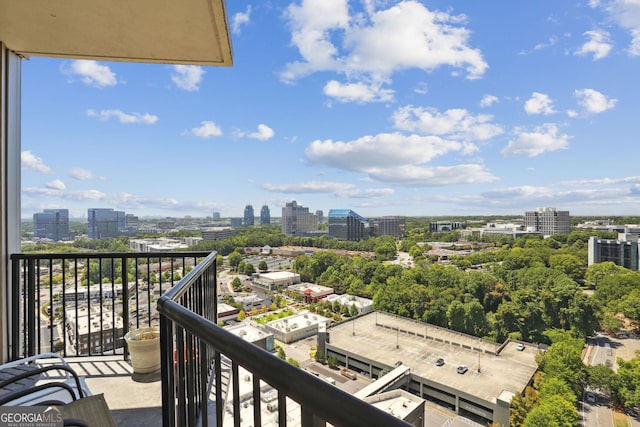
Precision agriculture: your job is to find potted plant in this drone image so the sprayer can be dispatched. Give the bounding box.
[124,326,160,374]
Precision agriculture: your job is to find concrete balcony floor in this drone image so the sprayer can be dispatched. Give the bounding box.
[66,356,163,427]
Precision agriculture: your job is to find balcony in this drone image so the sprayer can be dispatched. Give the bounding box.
[8,251,412,426]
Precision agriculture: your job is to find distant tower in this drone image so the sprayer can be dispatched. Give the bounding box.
[212,211,221,220]
[87,208,126,239]
[260,205,271,225]
[33,209,69,241]
[315,210,324,224]
[244,205,255,226]
[281,201,318,236]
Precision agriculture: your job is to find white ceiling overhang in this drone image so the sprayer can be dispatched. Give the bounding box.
[0,0,233,65]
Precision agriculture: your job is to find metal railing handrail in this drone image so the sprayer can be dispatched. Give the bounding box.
[9,251,210,361]
[157,252,411,427]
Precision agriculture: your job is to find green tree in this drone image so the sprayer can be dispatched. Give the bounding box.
[587,363,615,394]
[277,347,286,360]
[228,252,242,271]
[258,260,268,272]
[523,395,579,427]
[510,385,540,427]
[231,277,243,292]
[244,263,256,276]
[349,304,359,317]
[327,356,338,369]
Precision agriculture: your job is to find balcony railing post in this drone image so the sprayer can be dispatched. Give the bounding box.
[160,313,176,427]
[26,257,36,357]
[10,255,21,360]
[121,255,129,360]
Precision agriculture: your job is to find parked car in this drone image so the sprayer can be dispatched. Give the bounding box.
[516,343,525,351]
[435,358,445,367]
[457,365,468,374]
[586,392,596,403]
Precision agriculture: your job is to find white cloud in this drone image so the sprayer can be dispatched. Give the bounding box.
[366,164,498,186]
[534,35,559,51]
[69,167,103,180]
[21,151,51,174]
[323,80,394,103]
[391,106,503,141]
[594,0,640,56]
[261,180,394,198]
[305,132,497,186]
[480,94,499,107]
[248,124,275,141]
[23,187,107,201]
[232,6,252,35]
[281,0,487,103]
[306,132,464,171]
[171,65,205,91]
[502,124,571,157]
[575,30,612,60]
[45,179,66,190]
[190,121,223,138]
[574,88,617,113]
[413,82,429,95]
[561,175,640,186]
[524,92,556,115]
[63,60,117,88]
[86,109,158,124]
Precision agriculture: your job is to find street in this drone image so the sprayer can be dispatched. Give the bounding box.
[582,333,640,427]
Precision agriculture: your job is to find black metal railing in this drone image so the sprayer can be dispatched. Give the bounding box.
[9,251,209,361]
[158,251,411,427]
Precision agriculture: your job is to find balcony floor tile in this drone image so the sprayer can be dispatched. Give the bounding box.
[66,356,162,427]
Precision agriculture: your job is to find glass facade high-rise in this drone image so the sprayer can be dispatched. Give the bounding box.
[244,205,255,226]
[328,209,368,241]
[33,209,69,241]
[370,216,405,238]
[281,201,318,236]
[87,208,126,239]
[260,205,270,225]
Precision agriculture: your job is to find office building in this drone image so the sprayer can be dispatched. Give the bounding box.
[244,205,254,226]
[202,227,236,241]
[260,205,270,225]
[328,209,368,241]
[281,201,318,236]
[588,234,640,271]
[523,207,571,236]
[316,210,324,224]
[212,211,221,221]
[33,209,69,241]
[371,216,405,238]
[230,218,243,227]
[429,221,464,233]
[87,208,127,239]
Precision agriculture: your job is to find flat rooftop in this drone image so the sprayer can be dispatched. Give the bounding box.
[328,312,538,403]
[258,271,299,280]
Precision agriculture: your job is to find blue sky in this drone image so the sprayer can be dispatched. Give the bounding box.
[20,0,640,219]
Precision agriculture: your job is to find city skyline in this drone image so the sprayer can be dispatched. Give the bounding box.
[20,1,640,219]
